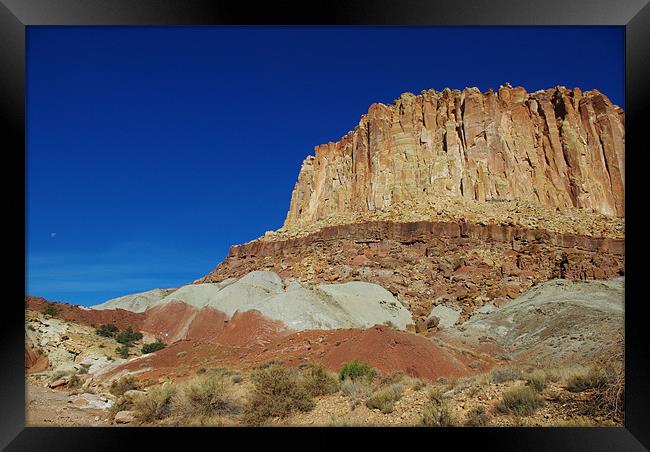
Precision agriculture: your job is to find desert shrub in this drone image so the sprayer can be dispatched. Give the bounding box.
[378,370,405,387]
[116,345,130,359]
[43,304,58,316]
[78,363,91,375]
[116,326,143,345]
[257,359,284,369]
[565,367,607,393]
[96,323,119,338]
[339,360,376,384]
[50,369,73,381]
[301,364,338,397]
[465,405,490,426]
[497,386,545,416]
[196,368,207,375]
[339,378,373,407]
[403,376,426,391]
[68,374,82,389]
[173,374,242,418]
[490,367,522,384]
[230,373,243,384]
[420,401,455,427]
[176,351,187,359]
[526,370,548,392]
[365,384,404,414]
[133,384,177,422]
[242,363,314,425]
[383,320,397,329]
[109,376,140,397]
[142,341,166,354]
[427,385,447,404]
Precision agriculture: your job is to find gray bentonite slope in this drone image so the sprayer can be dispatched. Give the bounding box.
[443,277,624,365]
[92,271,413,331]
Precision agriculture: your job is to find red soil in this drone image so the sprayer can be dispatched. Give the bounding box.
[27,296,495,383]
[26,296,145,331]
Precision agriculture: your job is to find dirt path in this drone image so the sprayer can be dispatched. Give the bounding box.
[26,384,111,427]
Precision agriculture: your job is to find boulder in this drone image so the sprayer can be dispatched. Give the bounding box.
[114,410,136,424]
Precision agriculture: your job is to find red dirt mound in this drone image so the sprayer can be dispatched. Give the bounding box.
[26,296,145,331]
[108,324,494,384]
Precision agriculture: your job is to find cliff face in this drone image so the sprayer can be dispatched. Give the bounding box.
[284,85,624,227]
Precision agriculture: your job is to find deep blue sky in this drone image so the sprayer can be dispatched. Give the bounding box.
[26,26,624,306]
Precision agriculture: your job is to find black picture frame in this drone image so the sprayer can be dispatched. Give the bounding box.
[2,0,648,450]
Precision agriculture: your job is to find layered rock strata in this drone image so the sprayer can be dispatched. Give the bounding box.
[199,220,624,325]
[284,85,625,227]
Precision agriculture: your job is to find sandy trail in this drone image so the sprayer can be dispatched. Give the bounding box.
[26,384,110,427]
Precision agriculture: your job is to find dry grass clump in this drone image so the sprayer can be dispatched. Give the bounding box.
[378,370,404,386]
[525,369,548,392]
[132,384,177,422]
[300,364,339,397]
[427,385,447,404]
[584,343,624,423]
[365,384,404,414]
[419,401,456,427]
[565,367,607,393]
[497,385,545,416]
[403,376,426,391]
[172,374,242,418]
[242,363,314,425]
[490,367,522,384]
[109,376,140,397]
[465,405,490,427]
[339,378,373,408]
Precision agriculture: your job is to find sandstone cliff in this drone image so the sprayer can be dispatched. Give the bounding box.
[284,84,624,227]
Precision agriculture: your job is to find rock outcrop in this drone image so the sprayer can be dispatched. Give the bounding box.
[201,220,624,325]
[284,85,624,228]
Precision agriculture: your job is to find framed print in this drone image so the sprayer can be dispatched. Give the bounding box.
[2,0,648,450]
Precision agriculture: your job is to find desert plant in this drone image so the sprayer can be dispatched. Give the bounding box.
[301,364,339,397]
[132,383,177,423]
[420,401,455,427]
[490,367,522,384]
[109,376,140,397]
[526,370,548,392]
[365,384,404,414]
[427,385,447,404]
[403,376,426,391]
[176,351,187,359]
[339,360,376,383]
[173,374,242,418]
[378,370,405,387]
[43,304,58,316]
[230,373,243,384]
[465,405,490,426]
[142,341,166,354]
[68,374,82,389]
[339,378,373,407]
[50,369,73,381]
[497,385,545,416]
[565,367,607,393]
[116,345,130,359]
[96,323,119,338]
[116,326,143,345]
[242,363,314,425]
